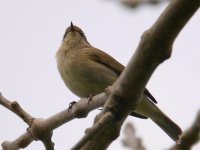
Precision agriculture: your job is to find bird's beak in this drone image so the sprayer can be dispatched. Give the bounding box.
[70,22,75,31]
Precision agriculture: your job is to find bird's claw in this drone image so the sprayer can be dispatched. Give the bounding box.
[68,101,77,111]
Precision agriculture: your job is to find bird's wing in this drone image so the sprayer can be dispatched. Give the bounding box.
[144,89,157,104]
[85,47,157,102]
[84,47,157,118]
[85,47,124,76]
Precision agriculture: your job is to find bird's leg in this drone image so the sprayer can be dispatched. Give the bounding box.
[68,101,77,111]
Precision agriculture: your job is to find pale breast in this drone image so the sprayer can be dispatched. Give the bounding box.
[56,49,118,97]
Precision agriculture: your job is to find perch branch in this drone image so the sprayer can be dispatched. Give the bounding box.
[0,93,106,149]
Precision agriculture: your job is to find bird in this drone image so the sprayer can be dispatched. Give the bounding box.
[56,22,182,142]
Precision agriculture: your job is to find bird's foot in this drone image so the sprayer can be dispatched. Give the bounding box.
[68,101,77,111]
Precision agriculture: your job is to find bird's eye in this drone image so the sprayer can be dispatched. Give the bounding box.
[79,31,85,37]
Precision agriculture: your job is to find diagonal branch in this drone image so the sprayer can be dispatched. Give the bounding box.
[72,0,200,149]
[0,92,33,125]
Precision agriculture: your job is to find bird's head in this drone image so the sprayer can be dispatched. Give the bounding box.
[62,22,91,49]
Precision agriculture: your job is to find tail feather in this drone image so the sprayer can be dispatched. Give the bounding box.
[134,95,182,142]
[151,113,182,143]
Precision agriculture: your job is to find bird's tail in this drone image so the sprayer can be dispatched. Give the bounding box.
[134,96,182,143]
[150,108,182,143]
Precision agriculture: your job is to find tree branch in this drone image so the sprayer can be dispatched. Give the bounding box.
[72,0,200,149]
[0,92,33,125]
[121,0,170,8]
[122,122,145,150]
[0,93,106,149]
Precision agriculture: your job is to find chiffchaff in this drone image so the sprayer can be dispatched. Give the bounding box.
[56,22,182,142]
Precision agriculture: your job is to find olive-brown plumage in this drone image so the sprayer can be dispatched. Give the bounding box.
[56,22,182,142]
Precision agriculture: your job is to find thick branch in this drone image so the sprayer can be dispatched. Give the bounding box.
[72,0,200,149]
